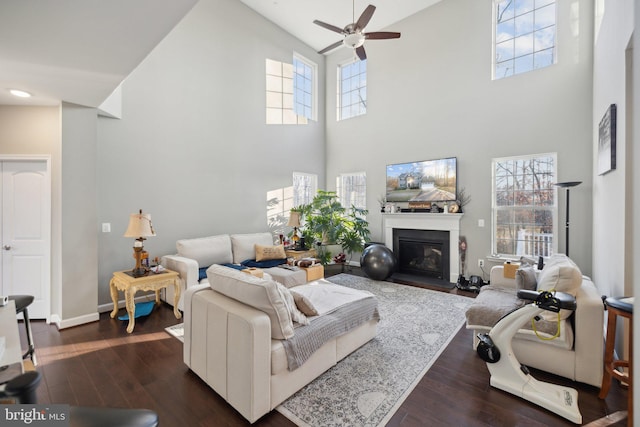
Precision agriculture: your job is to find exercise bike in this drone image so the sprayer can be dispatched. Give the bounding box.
[476,289,582,424]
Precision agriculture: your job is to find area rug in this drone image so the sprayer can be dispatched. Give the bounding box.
[276,274,472,427]
[165,323,184,342]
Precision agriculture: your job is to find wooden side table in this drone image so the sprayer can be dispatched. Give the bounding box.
[109,269,182,333]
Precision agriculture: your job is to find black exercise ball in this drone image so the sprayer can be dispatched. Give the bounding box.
[360,244,396,281]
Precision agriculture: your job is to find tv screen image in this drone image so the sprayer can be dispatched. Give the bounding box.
[386,157,457,203]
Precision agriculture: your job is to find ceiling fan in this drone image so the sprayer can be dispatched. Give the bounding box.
[313,3,401,61]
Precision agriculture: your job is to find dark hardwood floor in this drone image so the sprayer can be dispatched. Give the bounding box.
[21,270,628,426]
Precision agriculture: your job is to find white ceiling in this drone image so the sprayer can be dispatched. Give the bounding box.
[0,0,197,107]
[240,0,442,53]
[0,0,439,108]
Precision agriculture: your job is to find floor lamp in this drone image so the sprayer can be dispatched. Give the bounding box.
[554,181,581,257]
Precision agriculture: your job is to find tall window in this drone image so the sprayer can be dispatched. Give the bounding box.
[494,0,556,79]
[266,59,308,125]
[293,54,317,121]
[337,172,367,214]
[492,153,557,257]
[293,172,317,207]
[338,59,367,121]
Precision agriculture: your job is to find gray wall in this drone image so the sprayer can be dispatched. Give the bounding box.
[96,0,326,304]
[325,0,594,278]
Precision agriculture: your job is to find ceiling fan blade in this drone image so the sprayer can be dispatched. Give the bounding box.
[313,20,345,35]
[365,31,401,40]
[318,40,344,55]
[356,5,376,31]
[355,45,367,61]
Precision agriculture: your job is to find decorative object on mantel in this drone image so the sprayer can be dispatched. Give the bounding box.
[597,104,616,175]
[456,187,471,213]
[554,181,581,257]
[123,209,156,277]
[430,203,440,213]
[378,195,387,213]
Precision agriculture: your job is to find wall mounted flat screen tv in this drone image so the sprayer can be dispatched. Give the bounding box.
[386,157,457,203]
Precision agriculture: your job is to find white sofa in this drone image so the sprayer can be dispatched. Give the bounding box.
[183,265,379,423]
[465,256,604,387]
[161,232,306,311]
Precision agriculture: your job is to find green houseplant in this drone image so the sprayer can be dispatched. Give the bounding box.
[295,190,370,264]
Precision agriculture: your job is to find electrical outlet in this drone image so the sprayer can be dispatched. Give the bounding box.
[102,223,111,233]
[478,259,485,268]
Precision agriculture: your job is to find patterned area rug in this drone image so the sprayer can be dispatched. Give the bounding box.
[165,323,184,342]
[276,274,472,427]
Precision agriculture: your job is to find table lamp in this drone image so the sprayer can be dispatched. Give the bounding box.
[124,209,156,277]
[287,211,301,249]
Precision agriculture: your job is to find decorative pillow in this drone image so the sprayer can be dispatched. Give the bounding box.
[177,234,232,267]
[255,244,286,262]
[230,233,274,264]
[290,290,319,316]
[515,266,537,291]
[241,258,287,268]
[207,264,294,339]
[536,255,582,320]
[276,283,309,326]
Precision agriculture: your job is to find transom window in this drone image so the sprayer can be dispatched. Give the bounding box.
[266,58,308,125]
[338,59,367,121]
[494,0,556,79]
[337,172,366,214]
[492,153,557,257]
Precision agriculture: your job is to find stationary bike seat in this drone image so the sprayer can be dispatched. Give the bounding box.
[517,289,577,312]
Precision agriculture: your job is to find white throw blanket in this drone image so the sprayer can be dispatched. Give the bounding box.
[290,279,375,317]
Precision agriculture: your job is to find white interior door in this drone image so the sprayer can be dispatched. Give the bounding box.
[1,160,51,320]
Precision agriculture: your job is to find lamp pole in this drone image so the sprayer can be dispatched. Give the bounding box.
[553,181,581,257]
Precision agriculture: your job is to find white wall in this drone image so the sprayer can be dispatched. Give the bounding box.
[325,0,595,278]
[95,0,326,304]
[591,0,634,299]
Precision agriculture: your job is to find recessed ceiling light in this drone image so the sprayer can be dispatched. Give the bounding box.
[9,89,32,98]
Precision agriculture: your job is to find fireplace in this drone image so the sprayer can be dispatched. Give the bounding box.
[383,212,462,283]
[393,229,450,280]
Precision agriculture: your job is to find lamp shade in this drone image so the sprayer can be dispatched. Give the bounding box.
[124,210,156,238]
[287,211,301,228]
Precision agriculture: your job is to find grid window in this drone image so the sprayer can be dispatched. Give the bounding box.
[266,59,308,125]
[293,172,317,208]
[293,54,317,121]
[494,0,556,80]
[337,172,367,215]
[338,59,367,121]
[492,153,557,257]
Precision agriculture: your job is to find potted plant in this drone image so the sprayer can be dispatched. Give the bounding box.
[296,190,370,265]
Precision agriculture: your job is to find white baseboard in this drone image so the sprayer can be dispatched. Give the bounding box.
[97,294,158,314]
[54,312,100,330]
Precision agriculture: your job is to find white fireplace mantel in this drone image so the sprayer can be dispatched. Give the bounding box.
[383,213,463,283]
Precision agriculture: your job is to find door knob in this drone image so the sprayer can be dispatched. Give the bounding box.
[3,245,10,250]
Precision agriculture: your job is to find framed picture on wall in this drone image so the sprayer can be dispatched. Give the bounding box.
[597,104,617,175]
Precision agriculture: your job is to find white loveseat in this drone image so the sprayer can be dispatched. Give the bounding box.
[465,256,604,387]
[183,265,379,423]
[161,232,306,310]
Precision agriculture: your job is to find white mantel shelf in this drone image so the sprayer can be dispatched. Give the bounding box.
[383,213,463,283]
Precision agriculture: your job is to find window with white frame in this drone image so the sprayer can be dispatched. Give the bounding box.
[293,172,317,207]
[494,0,556,79]
[293,53,317,121]
[337,172,367,214]
[266,59,308,125]
[492,153,557,257]
[338,59,367,121]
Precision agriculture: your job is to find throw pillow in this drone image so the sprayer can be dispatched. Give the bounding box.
[290,290,319,316]
[230,233,274,264]
[207,264,294,339]
[515,266,537,291]
[277,283,309,326]
[255,244,286,262]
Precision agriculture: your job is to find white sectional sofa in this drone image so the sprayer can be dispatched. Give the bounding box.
[161,232,306,311]
[183,264,379,423]
[465,255,604,387]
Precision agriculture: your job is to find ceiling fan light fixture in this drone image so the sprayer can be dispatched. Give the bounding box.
[344,33,365,49]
